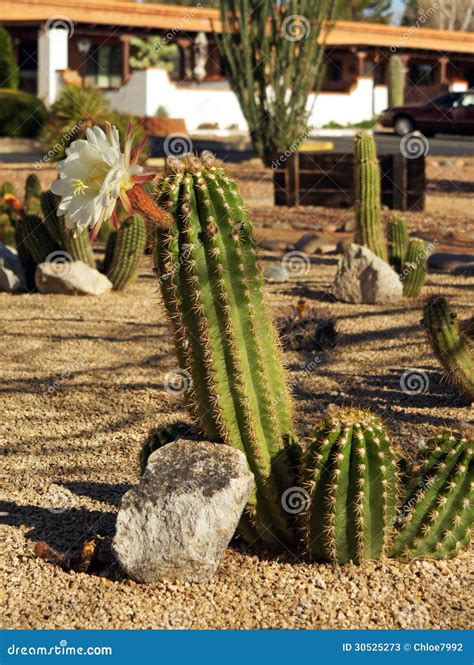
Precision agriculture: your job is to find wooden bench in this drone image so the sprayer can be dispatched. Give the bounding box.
[274,152,425,211]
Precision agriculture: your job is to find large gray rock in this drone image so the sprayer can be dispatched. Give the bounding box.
[112,439,254,584]
[35,261,112,296]
[332,244,403,304]
[0,244,26,293]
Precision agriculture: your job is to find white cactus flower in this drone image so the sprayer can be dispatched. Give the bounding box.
[51,123,153,237]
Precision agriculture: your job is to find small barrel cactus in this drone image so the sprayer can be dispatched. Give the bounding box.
[354,132,387,262]
[423,296,474,401]
[402,238,427,298]
[41,190,96,267]
[390,430,473,559]
[105,213,146,290]
[154,152,298,548]
[302,409,398,564]
[387,216,409,273]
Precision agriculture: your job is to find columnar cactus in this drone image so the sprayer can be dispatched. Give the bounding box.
[389,55,405,108]
[106,213,146,290]
[19,214,60,265]
[41,190,96,267]
[154,152,298,548]
[423,296,474,401]
[24,174,42,215]
[302,409,398,564]
[354,133,387,261]
[402,238,427,298]
[390,430,473,559]
[387,216,409,273]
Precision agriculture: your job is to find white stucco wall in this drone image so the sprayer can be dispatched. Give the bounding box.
[105,67,382,131]
[37,27,69,105]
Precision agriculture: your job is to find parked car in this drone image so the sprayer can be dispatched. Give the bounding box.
[379,90,474,137]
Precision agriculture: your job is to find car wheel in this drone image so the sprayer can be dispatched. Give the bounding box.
[394,116,414,136]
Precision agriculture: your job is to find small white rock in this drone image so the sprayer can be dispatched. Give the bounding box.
[35,261,112,296]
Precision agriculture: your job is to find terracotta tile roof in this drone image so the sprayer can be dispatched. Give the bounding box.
[1,0,473,55]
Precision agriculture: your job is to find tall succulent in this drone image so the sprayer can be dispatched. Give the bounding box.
[154,153,298,548]
[390,430,473,559]
[24,174,42,215]
[387,216,409,273]
[354,133,387,262]
[41,190,95,267]
[423,296,474,401]
[105,213,146,290]
[388,55,405,108]
[401,238,427,298]
[302,409,398,564]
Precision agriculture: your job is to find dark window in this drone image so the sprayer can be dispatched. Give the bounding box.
[84,44,122,89]
[324,58,343,83]
[18,39,38,93]
[409,62,434,87]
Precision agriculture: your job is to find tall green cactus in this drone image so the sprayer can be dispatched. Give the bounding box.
[41,190,95,267]
[19,214,60,265]
[387,216,409,273]
[154,153,298,548]
[106,213,146,290]
[24,174,42,216]
[423,296,474,401]
[354,133,387,261]
[302,409,398,563]
[390,430,473,559]
[0,182,17,245]
[389,55,405,108]
[402,238,427,298]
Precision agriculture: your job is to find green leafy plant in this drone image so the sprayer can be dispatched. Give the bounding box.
[0,90,47,138]
[302,409,398,563]
[0,26,19,89]
[129,37,177,71]
[390,430,473,560]
[154,152,299,548]
[217,0,337,166]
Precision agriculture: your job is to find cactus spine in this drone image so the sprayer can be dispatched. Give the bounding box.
[106,213,146,290]
[401,238,427,298]
[302,409,398,563]
[354,133,387,261]
[390,430,473,559]
[154,153,298,548]
[387,216,409,273]
[423,296,474,401]
[41,191,96,267]
[388,55,405,108]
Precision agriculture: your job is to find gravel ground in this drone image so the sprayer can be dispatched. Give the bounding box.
[0,163,473,630]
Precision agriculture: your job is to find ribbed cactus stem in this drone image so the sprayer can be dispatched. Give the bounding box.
[387,216,409,273]
[354,133,387,261]
[402,238,427,298]
[154,153,298,548]
[24,174,42,215]
[303,409,398,564]
[389,55,405,108]
[106,213,147,290]
[19,214,60,265]
[41,191,95,267]
[390,430,473,559]
[423,296,474,401]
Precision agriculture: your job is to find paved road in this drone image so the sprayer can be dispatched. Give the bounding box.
[320,132,474,157]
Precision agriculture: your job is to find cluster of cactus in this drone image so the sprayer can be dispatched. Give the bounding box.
[390,429,472,560]
[354,132,387,262]
[388,55,405,108]
[0,181,18,245]
[423,296,474,402]
[145,152,472,562]
[277,299,338,353]
[354,136,427,298]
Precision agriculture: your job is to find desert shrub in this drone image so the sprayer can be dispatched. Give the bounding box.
[0,89,47,137]
[0,27,18,90]
[40,85,147,160]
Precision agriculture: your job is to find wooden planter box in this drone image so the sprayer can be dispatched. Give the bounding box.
[274,152,426,212]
